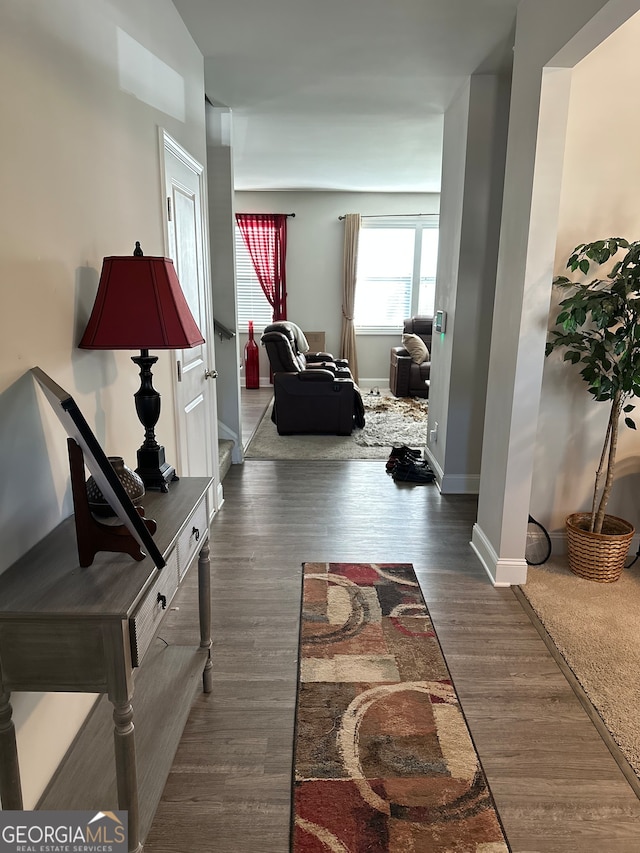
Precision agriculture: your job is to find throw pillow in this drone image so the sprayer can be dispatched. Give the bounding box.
[402,333,429,364]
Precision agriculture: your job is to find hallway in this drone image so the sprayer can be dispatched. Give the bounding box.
[240,386,273,450]
[145,458,640,852]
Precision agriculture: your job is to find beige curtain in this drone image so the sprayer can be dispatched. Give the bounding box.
[340,213,361,384]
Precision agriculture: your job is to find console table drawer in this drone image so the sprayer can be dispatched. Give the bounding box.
[130,551,179,666]
[0,622,110,692]
[177,500,208,580]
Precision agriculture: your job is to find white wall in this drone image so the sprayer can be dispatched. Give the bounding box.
[473,0,640,584]
[0,0,207,806]
[234,191,439,385]
[531,10,640,542]
[427,84,468,471]
[426,73,510,494]
[207,105,243,458]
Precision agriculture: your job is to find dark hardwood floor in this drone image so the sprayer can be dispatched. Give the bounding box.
[144,402,640,852]
[240,386,273,450]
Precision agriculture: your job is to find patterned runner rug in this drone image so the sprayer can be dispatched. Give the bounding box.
[292,562,509,852]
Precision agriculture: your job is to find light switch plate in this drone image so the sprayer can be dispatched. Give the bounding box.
[435,310,447,333]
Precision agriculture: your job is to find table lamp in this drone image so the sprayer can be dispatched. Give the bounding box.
[79,242,205,491]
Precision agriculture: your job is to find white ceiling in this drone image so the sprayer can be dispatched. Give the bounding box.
[172,0,519,193]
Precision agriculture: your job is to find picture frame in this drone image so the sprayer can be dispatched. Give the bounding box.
[31,366,165,569]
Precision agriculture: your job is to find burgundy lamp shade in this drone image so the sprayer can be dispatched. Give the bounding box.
[78,245,206,492]
[79,255,205,350]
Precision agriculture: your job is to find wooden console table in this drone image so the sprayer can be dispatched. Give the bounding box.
[0,477,213,853]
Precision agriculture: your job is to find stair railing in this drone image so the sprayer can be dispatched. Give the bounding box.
[214,318,236,341]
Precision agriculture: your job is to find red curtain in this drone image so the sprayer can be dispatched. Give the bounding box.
[235,213,287,321]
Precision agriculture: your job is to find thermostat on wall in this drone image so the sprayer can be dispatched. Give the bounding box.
[435,310,447,333]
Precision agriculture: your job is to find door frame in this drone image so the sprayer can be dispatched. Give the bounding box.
[158,127,221,512]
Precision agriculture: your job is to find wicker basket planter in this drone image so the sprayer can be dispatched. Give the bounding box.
[566,512,634,583]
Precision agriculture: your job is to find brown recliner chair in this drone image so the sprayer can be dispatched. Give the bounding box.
[261,321,352,379]
[260,322,364,435]
[389,316,433,398]
[272,372,357,435]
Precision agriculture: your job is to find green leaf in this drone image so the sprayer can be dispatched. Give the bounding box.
[625,417,637,430]
[624,404,635,413]
[609,261,623,279]
[551,239,640,411]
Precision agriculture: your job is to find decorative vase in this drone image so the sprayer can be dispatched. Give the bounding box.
[244,320,260,389]
[86,456,145,517]
[565,512,634,583]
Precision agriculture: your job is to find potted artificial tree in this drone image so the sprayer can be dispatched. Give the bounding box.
[546,237,640,582]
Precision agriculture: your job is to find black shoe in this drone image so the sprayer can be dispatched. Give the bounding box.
[390,445,422,459]
[387,447,421,468]
[387,453,432,470]
[392,461,435,484]
[386,457,433,475]
[387,453,420,473]
[391,457,432,471]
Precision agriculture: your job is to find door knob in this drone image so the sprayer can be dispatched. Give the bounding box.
[204,369,218,380]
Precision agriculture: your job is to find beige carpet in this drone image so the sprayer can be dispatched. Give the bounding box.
[519,556,640,778]
[244,392,428,460]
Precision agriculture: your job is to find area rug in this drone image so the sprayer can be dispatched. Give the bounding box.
[517,556,640,781]
[245,393,428,461]
[292,562,510,852]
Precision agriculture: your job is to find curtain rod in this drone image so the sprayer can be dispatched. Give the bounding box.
[237,212,295,217]
[338,212,431,220]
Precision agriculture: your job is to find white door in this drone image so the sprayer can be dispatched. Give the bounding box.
[160,130,220,514]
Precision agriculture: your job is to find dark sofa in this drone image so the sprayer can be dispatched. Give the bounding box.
[260,322,364,435]
[389,316,433,398]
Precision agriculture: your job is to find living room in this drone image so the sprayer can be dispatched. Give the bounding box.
[233,191,440,389]
[2,1,640,851]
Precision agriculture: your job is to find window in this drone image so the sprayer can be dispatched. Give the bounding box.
[353,216,439,333]
[234,226,273,331]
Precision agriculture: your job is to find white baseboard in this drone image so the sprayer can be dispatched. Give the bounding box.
[241,376,271,388]
[471,523,528,586]
[424,446,440,472]
[547,530,640,560]
[218,421,242,463]
[550,531,566,556]
[423,448,479,494]
[218,421,238,443]
[439,473,480,495]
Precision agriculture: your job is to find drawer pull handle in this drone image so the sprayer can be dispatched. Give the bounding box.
[192,526,200,541]
[157,593,167,610]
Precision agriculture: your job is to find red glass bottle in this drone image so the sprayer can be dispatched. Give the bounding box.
[244,320,260,389]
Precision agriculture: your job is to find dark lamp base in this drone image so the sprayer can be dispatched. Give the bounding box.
[136,445,179,493]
